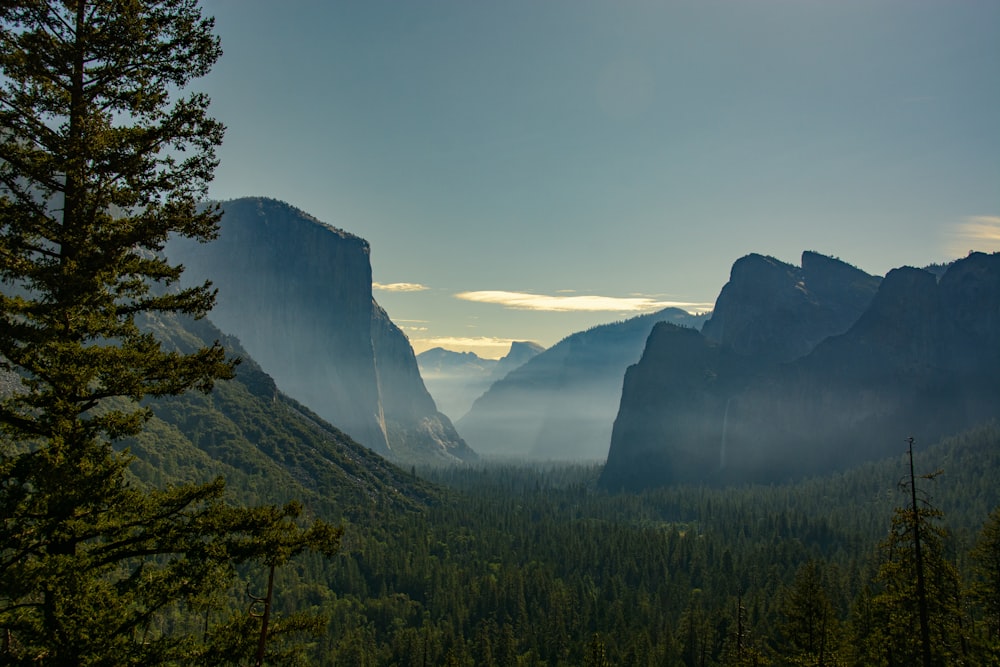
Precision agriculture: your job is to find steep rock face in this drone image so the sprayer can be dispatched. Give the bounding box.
[372,303,477,463]
[133,310,439,514]
[601,252,1000,490]
[490,341,545,383]
[457,309,708,461]
[701,251,880,363]
[600,323,761,488]
[167,197,473,465]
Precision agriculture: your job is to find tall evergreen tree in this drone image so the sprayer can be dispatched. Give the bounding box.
[0,1,339,663]
[778,560,838,666]
[970,506,1000,656]
[863,441,965,667]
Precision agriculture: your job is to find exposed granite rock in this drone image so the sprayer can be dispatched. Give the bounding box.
[600,323,761,488]
[490,341,545,383]
[167,197,473,465]
[372,302,477,463]
[701,251,880,363]
[457,309,708,461]
[601,252,1000,490]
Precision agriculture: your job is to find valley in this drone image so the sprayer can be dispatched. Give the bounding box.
[3,3,997,663]
[151,201,1000,664]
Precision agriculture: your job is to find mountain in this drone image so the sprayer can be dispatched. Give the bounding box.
[0,307,437,516]
[417,341,544,421]
[166,197,475,466]
[701,250,881,363]
[600,251,1000,490]
[490,341,546,382]
[456,309,708,461]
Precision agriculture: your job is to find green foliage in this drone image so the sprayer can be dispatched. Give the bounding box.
[0,1,339,663]
[971,507,1000,656]
[285,425,1000,665]
[854,453,967,667]
[777,560,840,666]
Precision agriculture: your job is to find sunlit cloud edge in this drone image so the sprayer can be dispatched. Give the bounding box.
[454,290,713,313]
[945,215,1000,258]
[373,281,429,292]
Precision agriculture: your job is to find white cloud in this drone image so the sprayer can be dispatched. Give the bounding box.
[454,290,713,313]
[373,282,429,292]
[946,216,1000,258]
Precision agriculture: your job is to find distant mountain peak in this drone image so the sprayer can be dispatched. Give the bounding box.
[701,249,881,363]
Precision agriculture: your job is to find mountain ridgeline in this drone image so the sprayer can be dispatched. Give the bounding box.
[456,309,709,460]
[133,310,438,514]
[601,251,1000,490]
[167,197,475,466]
[416,341,544,421]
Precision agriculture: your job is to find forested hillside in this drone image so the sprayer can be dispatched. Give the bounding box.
[132,310,439,516]
[153,420,997,665]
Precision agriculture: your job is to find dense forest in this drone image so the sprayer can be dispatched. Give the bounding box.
[215,422,1000,666]
[3,3,998,665]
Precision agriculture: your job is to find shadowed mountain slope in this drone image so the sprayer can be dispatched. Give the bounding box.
[0,309,439,516]
[417,341,544,421]
[167,197,474,466]
[601,251,1000,490]
[457,309,708,461]
[701,250,881,362]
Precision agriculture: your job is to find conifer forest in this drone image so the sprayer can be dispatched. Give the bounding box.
[2,2,1000,665]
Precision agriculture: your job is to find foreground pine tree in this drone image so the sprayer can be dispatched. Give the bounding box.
[971,506,1000,658]
[858,440,966,667]
[0,2,339,663]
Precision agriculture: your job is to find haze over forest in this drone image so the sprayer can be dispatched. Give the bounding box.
[3,1,1000,665]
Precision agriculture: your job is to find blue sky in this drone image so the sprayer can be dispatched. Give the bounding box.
[197,0,999,358]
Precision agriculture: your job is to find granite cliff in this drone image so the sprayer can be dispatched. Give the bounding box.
[701,251,881,362]
[167,197,475,465]
[457,309,708,461]
[600,251,1000,490]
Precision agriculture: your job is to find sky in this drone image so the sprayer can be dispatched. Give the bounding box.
[196,0,999,359]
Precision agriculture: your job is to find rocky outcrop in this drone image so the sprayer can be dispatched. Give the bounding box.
[490,341,545,383]
[701,251,881,363]
[601,252,1000,490]
[167,197,475,465]
[371,303,475,463]
[457,309,708,461]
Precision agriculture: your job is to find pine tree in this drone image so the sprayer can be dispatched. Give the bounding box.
[0,2,339,663]
[778,560,838,666]
[970,506,1000,656]
[865,440,965,667]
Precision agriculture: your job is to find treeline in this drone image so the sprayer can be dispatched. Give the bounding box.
[239,423,1000,665]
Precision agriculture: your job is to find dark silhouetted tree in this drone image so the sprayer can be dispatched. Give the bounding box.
[971,506,1000,657]
[778,560,839,666]
[0,1,339,663]
[865,440,965,667]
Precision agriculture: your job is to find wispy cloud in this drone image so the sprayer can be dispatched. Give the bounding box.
[373,282,429,292]
[946,216,1000,258]
[455,290,712,313]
